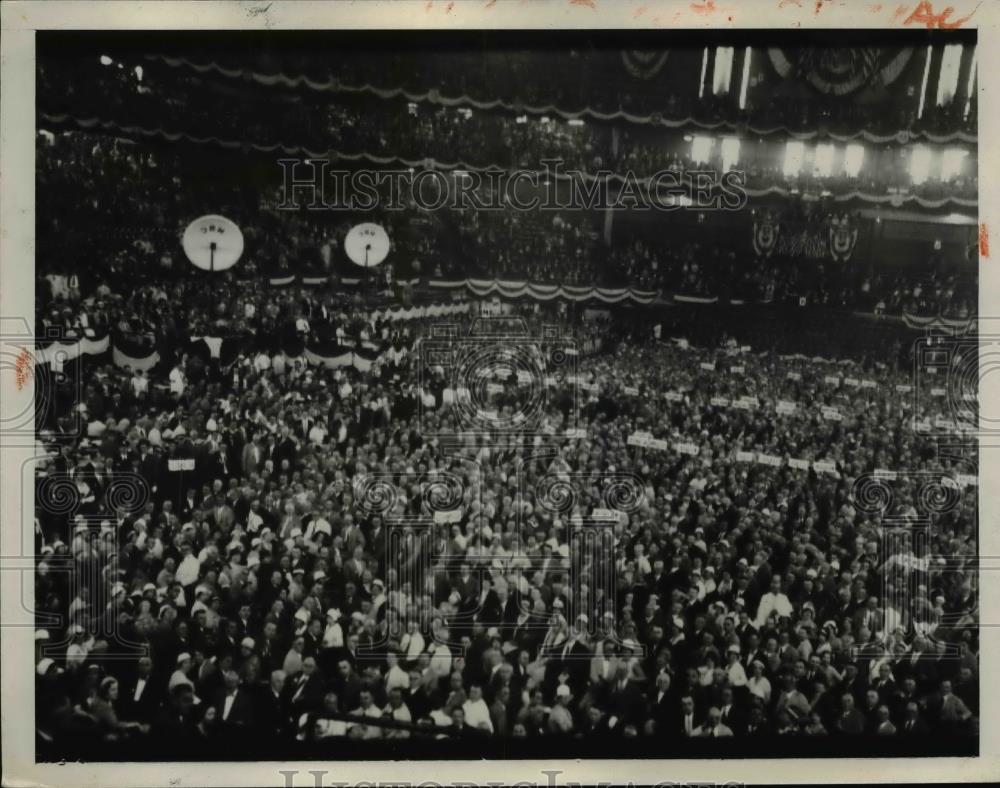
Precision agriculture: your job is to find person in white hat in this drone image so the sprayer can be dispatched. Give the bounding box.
[65,624,93,671]
[725,644,748,687]
[37,657,63,678]
[169,653,195,693]
[322,608,344,652]
[548,683,575,733]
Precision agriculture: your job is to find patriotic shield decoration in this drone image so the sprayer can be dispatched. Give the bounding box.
[752,216,779,257]
[829,217,859,262]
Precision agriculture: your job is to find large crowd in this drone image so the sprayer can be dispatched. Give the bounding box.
[39,56,978,205]
[34,272,979,757]
[32,44,979,759]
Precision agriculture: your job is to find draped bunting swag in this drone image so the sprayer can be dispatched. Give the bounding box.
[40,111,977,209]
[145,53,976,144]
[429,279,657,304]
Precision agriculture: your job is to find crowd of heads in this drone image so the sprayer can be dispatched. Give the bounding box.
[38,130,974,327]
[34,271,978,755]
[32,48,978,755]
[40,54,978,207]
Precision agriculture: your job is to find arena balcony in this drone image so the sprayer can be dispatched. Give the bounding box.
[38,56,978,211]
[61,28,976,140]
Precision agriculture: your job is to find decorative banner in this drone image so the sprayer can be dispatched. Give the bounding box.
[428,278,657,305]
[303,349,354,369]
[621,50,670,80]
[113,346,160,371]
[902,313,976,332]
[191,336,224,359]
[752,210,780,258]
[743,182,975,209]
[829,214,859,262]
[767,47,914,97]
[40,111,978,209]
[147,53,975,144]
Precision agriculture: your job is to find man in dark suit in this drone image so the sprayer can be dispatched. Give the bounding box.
[930,679,973,733]
[214,670,255,728]
[472,576,503,629]
[873,662,898,705]
[152,683,199,746]
[718,686,745,736]
[507,609,543,660]
[404,669,432,721]
[111,442,137,475]
[861,689,883,734]
[454,563,480,604]
[241,437,265,477]
[834,692,866,735]
[121,655,162,723]
[607,663,647,731]
[899,701,930,736]
[331,657,363,712]
[255,668,289,739]
[543,622,591,699]
[744,703,770,736]
[678,694,702,737]
[577,703,609,737]
[367,515,388,575]
[204,442,233,484]
[650,671,679,736]
[178,487,200,522]
[447,706,488,740]
[272,426,298,469]
[283,657,326,723]
[137,439,161,487]
[897,636,941,691]
[892,676,921,721]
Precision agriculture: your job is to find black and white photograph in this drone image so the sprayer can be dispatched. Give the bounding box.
[1,0,995,781]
